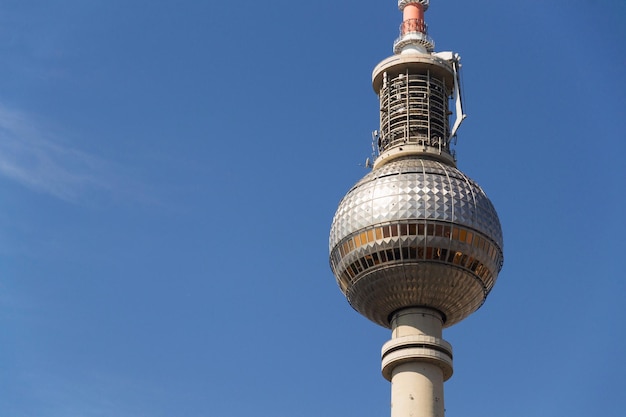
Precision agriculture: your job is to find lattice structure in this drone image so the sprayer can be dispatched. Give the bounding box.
[378,72,450,155]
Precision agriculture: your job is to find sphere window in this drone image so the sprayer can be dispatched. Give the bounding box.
[372,252,381,265]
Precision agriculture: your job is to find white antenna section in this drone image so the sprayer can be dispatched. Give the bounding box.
[372,130,379,154]
[449,54,467,140]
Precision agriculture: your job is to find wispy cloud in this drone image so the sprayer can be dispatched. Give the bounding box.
[0,103,122,203]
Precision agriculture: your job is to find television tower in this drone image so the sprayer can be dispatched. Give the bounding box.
[328,1,504,417]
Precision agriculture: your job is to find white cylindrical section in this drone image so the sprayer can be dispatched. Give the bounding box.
[391,362,444,417]
[387,308,447,417]
[391,308,443,338]
[400,42,428,55]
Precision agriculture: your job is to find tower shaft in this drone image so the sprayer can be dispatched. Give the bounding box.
[382,308,452,417]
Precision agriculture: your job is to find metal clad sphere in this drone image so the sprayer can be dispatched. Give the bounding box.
[329,158,503,328]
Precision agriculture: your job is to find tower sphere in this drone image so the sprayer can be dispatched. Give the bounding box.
[329,157,503,328]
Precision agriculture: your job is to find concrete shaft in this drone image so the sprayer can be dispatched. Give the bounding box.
[381,308,453,417]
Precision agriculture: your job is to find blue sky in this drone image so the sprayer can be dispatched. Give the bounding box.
[1,1,625,416]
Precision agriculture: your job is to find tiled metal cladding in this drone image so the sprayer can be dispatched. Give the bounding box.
[329,157,503,328]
